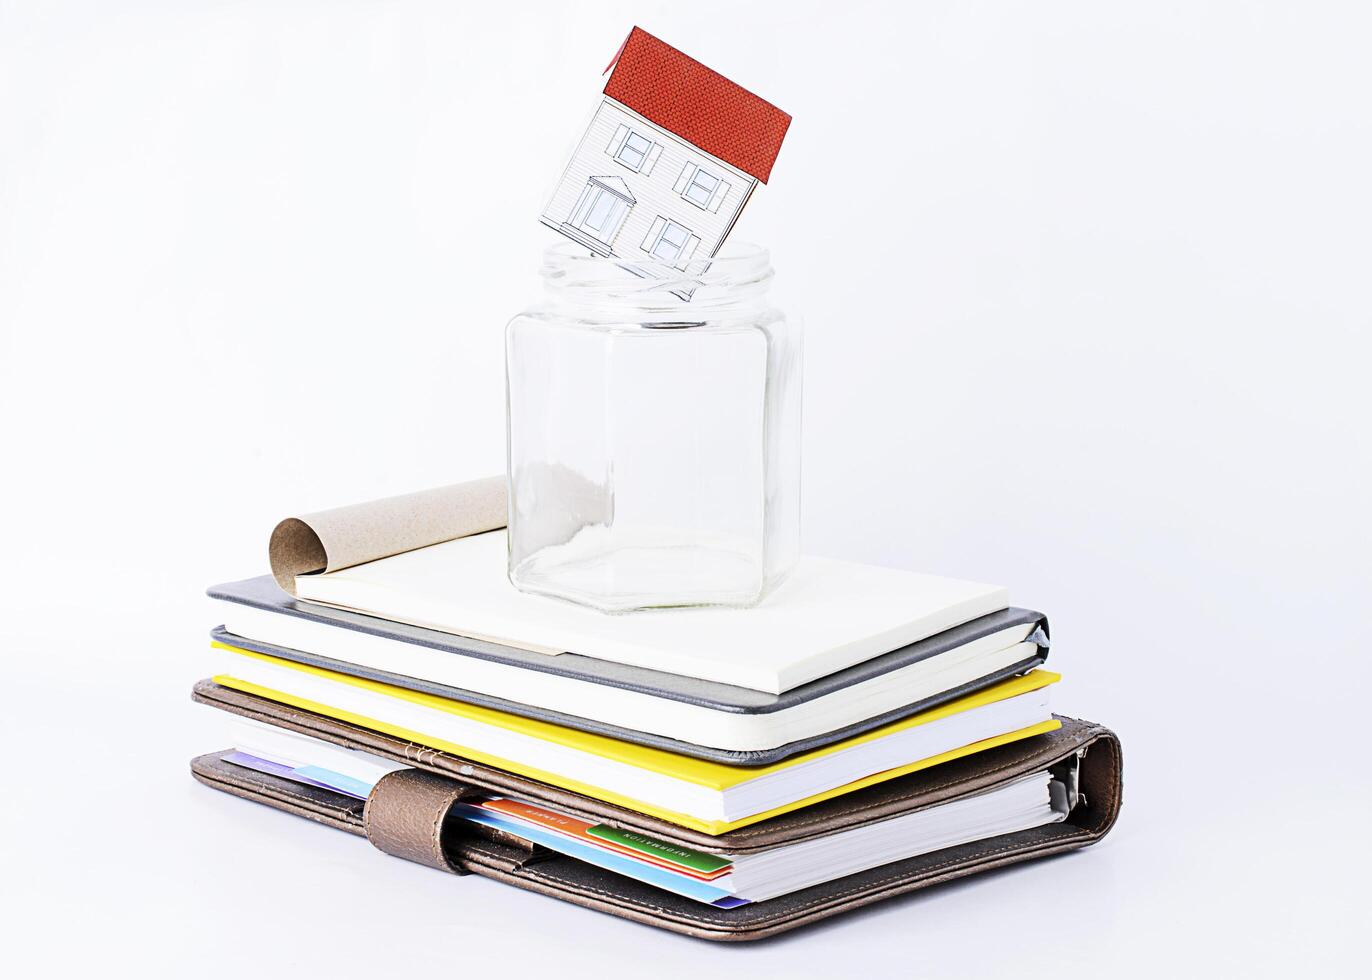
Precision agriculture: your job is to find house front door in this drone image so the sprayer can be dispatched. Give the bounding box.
[567,176,634,249]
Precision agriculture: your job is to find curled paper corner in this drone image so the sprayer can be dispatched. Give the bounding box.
[267,475,508,595]
[268,517,331,591]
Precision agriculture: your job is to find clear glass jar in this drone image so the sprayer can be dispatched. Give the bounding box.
[506,243,801,612]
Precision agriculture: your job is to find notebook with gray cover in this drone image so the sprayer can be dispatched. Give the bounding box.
[209,576,1049,765]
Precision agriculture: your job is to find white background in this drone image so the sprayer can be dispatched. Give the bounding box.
[2,1,1368,975]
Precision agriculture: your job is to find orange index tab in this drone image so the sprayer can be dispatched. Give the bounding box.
[481,798,596,835]
[478,798,732,880]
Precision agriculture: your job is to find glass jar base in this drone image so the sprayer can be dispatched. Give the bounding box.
[509,524,766,613]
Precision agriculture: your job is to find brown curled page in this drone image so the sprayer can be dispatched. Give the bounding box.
[267,475,506,594]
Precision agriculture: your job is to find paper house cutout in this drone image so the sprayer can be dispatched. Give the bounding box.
[541,27,791,269]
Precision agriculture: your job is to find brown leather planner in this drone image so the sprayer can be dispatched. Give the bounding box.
[190,680,1123,940]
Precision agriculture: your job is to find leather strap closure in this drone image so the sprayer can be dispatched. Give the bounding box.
[363,769,475,875]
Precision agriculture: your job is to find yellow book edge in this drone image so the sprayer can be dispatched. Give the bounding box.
[209,672,1061,836]
[210,640,1059,791]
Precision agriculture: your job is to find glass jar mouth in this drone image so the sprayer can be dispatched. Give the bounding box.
[540,241,773,311]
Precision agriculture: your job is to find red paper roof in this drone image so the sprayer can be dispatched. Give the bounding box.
[603,27,791,184]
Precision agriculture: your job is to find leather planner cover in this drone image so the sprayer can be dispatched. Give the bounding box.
[208,575,1050,764]
[190,681,1122,940]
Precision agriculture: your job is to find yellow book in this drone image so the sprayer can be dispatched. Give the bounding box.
[213,640,1060,835]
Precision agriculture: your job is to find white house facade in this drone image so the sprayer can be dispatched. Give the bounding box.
[541,100,756,269]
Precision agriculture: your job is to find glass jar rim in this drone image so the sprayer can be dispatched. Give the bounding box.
[540,241,774,301]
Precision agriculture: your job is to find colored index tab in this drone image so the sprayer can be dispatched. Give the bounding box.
[482,798,596,835]
[586,826,730,874]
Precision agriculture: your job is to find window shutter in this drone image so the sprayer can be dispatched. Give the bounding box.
[642,143,663,176]
[708,180,731,213]
[675,235,701,269]
[606,124,629,156]
[642,216,667,253]
[673,163,697,194]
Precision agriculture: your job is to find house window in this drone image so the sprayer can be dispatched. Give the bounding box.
[673,163,731,212]
[568,176,634,246]
[617,132,652,170]
[684,169,719,207]
[641,216,700,268]
[606,124,662,175]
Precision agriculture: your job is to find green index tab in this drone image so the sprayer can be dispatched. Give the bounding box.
[586,826,732,874]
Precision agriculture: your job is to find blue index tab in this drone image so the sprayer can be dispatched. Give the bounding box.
[293,765,376,801]
[451,803,747,908]
[222,751,363,797]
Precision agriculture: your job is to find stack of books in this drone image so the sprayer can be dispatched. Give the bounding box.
[192,520,1121,941]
